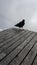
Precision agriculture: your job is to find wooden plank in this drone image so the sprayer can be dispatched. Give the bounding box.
[0,31,32,56]
[0,28,26,36]
[21,41,37,65]
[9,34,37,65]
[0,53,6,60]
[0,30,29,60]
[0,28,14,36]
[0,30,25,47]
[0,30,19,43]
[0,30,29,51]
[32,55,37,65]
[0,29,18,38]
[0,28,23,43]
[0,33,36,65]
[0,28,22,43]
[0,29,22,43]
[0,28,23,37]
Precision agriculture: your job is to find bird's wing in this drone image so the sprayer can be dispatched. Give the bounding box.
[14,22,21,26]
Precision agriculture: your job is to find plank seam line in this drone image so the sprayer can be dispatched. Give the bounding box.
[31,53,37,65]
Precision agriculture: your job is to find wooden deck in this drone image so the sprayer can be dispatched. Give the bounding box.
[0,28,37,65]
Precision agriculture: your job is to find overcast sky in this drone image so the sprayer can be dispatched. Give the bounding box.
[0,0,37,32]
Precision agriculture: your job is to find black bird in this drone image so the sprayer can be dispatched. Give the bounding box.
[14,19,25,28]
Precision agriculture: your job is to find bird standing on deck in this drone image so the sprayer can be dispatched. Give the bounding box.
[14,19,25,28]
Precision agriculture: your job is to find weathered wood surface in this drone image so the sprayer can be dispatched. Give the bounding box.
[0,28,37,65]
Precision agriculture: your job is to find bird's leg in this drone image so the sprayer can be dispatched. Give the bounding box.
[22,27,23,29]
[20,27,23,30]
[22,27,24,30]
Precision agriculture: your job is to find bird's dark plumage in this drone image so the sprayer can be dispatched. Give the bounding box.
[14,19,25,28]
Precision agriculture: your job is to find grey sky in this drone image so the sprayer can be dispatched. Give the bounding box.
[0,0,37,32]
